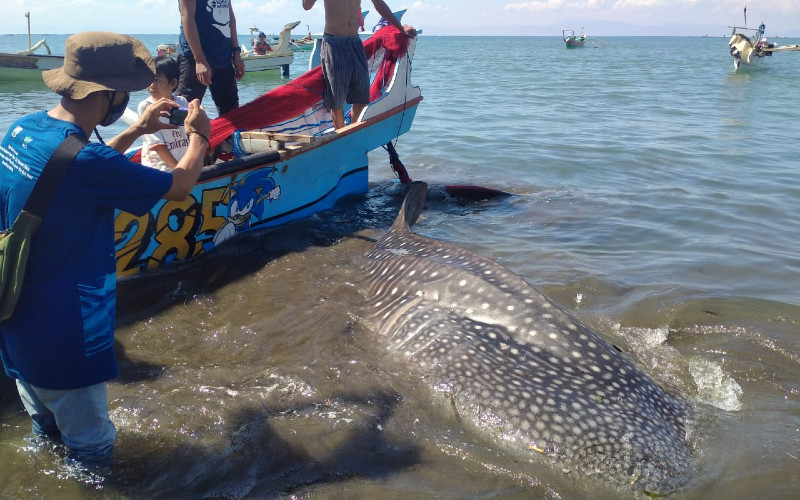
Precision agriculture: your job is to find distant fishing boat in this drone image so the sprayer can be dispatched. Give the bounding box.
[562,29,587,48]
[239,21,299,76]
[0,12,63,81]
[562,28,606,49]
[290,25,315,52]
[728,10,800,70]
[159,21,299,77]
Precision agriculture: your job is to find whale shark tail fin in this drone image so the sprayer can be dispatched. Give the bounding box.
[389,181,427,234]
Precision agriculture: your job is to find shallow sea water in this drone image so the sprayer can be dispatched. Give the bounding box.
[1,35,799,498]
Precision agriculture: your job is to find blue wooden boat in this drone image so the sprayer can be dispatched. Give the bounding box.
[115,29,422,282]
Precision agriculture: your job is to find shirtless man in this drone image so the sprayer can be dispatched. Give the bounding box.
[302,0,416,129]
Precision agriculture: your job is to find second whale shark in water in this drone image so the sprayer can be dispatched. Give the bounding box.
[363,182,695,494]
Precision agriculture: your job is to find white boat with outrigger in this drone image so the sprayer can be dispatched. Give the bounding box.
[728,10,800,70]
[239,21,299,76]
[157,21,300,77]
[0,12,63,81]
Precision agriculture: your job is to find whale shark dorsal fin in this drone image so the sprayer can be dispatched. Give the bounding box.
[389,181,427,234]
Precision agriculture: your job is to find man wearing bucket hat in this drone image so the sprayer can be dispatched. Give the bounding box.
[0,31,211,469]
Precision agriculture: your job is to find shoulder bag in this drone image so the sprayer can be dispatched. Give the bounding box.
[0,134,88,321]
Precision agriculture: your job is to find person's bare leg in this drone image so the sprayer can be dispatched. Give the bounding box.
[331,108,345,129]
[351,103,366,123]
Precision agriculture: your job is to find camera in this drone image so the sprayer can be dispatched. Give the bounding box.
[168,107,188,125]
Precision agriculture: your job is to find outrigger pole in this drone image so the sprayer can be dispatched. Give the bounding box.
[25,12,31,51]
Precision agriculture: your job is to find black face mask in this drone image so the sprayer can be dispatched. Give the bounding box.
[100,91,130,127]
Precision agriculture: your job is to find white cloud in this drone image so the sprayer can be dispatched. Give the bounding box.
[611,0,664,8]
[503,1,569,12]
[409,1,450,14]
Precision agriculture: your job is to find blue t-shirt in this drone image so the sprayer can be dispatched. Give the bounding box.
[178,0,235,69]
[0,111,173,390]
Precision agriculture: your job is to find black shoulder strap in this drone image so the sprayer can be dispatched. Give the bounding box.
[22,134,88,217]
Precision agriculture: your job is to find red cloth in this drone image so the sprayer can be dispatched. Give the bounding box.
[206,65,324,149]
[129,27,410,163]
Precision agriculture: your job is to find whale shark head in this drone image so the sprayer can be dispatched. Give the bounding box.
[363,182,695,494]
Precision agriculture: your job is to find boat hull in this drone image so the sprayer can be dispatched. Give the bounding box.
[115,29,420,282]
[0,52,63,81]
[730,53,766,71]
[156,46,293,74]
[291,40,314,52]
[115,102,419,280]
[242,53,294,73]
[564,37,587,48]
[562,30,588,49]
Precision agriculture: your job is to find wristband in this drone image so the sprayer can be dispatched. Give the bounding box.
[188,131,210,146]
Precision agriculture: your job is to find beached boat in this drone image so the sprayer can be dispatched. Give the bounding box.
[0,12,63,81]
[728,22,800,70]
[115,27,422,281]
[239,21,299,76]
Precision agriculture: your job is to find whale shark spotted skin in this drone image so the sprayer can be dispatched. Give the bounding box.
[363,182,694,494]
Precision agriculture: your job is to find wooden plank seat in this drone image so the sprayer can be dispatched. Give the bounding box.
[236,131,317,154]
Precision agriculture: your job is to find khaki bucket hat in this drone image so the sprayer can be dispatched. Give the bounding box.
[43,31,155,99]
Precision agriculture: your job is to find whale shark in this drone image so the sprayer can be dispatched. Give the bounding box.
[362,182,694,494]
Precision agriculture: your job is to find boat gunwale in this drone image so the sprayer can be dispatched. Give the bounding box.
[0,52,64,60]
[196,94,423,184]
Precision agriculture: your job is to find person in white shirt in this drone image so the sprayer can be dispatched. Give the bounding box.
[137,56,191,171]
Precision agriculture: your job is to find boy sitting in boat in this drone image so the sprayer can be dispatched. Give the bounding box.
[253,32,273,55]
[137,56,191,171]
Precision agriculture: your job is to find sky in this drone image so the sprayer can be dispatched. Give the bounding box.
[3,0,800,38]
